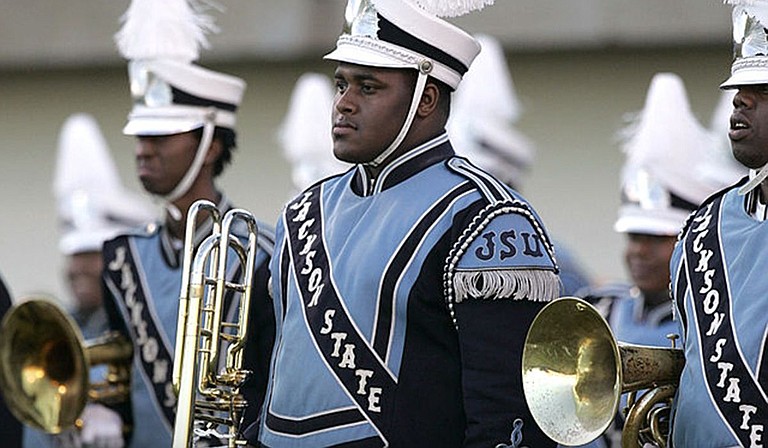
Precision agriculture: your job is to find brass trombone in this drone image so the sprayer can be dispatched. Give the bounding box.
[0,297,132,433]
[521,297,685,447]
[171,199,259,448]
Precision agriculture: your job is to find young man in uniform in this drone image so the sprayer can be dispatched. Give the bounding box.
[582,72,743,448]
[252,1,560,447]
[97,1,276,446]
[670,1,768,445]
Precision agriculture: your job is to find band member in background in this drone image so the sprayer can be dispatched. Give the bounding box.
[251,0,560,446]
[99,1,275,446]
[448,32,592,296]
[670,1,768,445]
[581,72,744,448]
[23,114,158,448]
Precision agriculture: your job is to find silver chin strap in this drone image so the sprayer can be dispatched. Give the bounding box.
[163,109,218,221]
[738,164,768,196]
[365,60,434,168]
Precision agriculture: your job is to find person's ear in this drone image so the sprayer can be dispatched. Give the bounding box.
[417,82,440,118]
[204,135,223,166]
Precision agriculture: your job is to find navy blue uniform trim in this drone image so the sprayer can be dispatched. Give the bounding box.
[265,408,366,436]
[447,157,511,204]
[373,181,474,357]
[278,243,290,321]
[377,15,468,76]
[103,236,177,430]
[673,257,687,335]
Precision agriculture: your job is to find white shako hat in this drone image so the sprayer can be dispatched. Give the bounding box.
[54,113,157,255]
[279,73,351,193]
[324,0,494,167]
[614,73,721,236]
[720,0,768,89]
[448,33,535,189]
[720,0,768,195]
[114,0,246,209]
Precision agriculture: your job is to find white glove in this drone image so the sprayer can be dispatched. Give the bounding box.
[79,403,124,448]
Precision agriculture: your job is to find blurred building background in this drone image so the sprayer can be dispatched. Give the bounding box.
[0,0,734,304]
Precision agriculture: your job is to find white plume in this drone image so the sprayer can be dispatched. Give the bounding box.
[115,0,219,62]
[54,113,157,255]
[619,73,720,205]
[725,0,768,28]
[412,0,495,17]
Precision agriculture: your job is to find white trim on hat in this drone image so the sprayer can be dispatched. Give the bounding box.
[144,59,246,106]
[613,205,690,236]
[324,0,481,89]
[720,57,768,88]
[123,105,237,136]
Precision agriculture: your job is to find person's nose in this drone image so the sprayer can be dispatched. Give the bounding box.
[733,87,755,110]
[335,89,355,115]
[135,137,155,157]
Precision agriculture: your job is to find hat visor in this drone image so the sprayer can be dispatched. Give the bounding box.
[123,116,204,136]
[613,203,693,236]
[720,68,768,89]
[324,44,415,70]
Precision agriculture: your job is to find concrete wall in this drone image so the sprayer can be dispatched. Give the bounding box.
[0,1,730,68]
[0,43,734,305]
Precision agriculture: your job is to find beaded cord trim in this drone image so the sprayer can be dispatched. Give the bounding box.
[732,56,768,71]
[336,35,422,66]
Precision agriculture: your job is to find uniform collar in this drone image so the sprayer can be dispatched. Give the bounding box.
[351,132,454,196]
[630,287,674,326]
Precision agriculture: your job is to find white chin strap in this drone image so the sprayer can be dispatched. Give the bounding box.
[162,111,217,221]
[738,164,768,196]
[365,61,433,168]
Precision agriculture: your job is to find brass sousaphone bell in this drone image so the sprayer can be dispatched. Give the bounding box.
[0,297,132,433]
[522,297,685,447]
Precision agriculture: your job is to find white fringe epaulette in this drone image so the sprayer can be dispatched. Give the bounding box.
[452,269,560,303]
[443,200,561,328]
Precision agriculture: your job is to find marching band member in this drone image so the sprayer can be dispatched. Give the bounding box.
[27,113,158,448]
[583,73,744,448]
[252,0,560,446]
[670,0,768,445]
[99,1,275,446]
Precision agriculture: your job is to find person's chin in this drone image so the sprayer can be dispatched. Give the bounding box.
[333,146,362,164]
